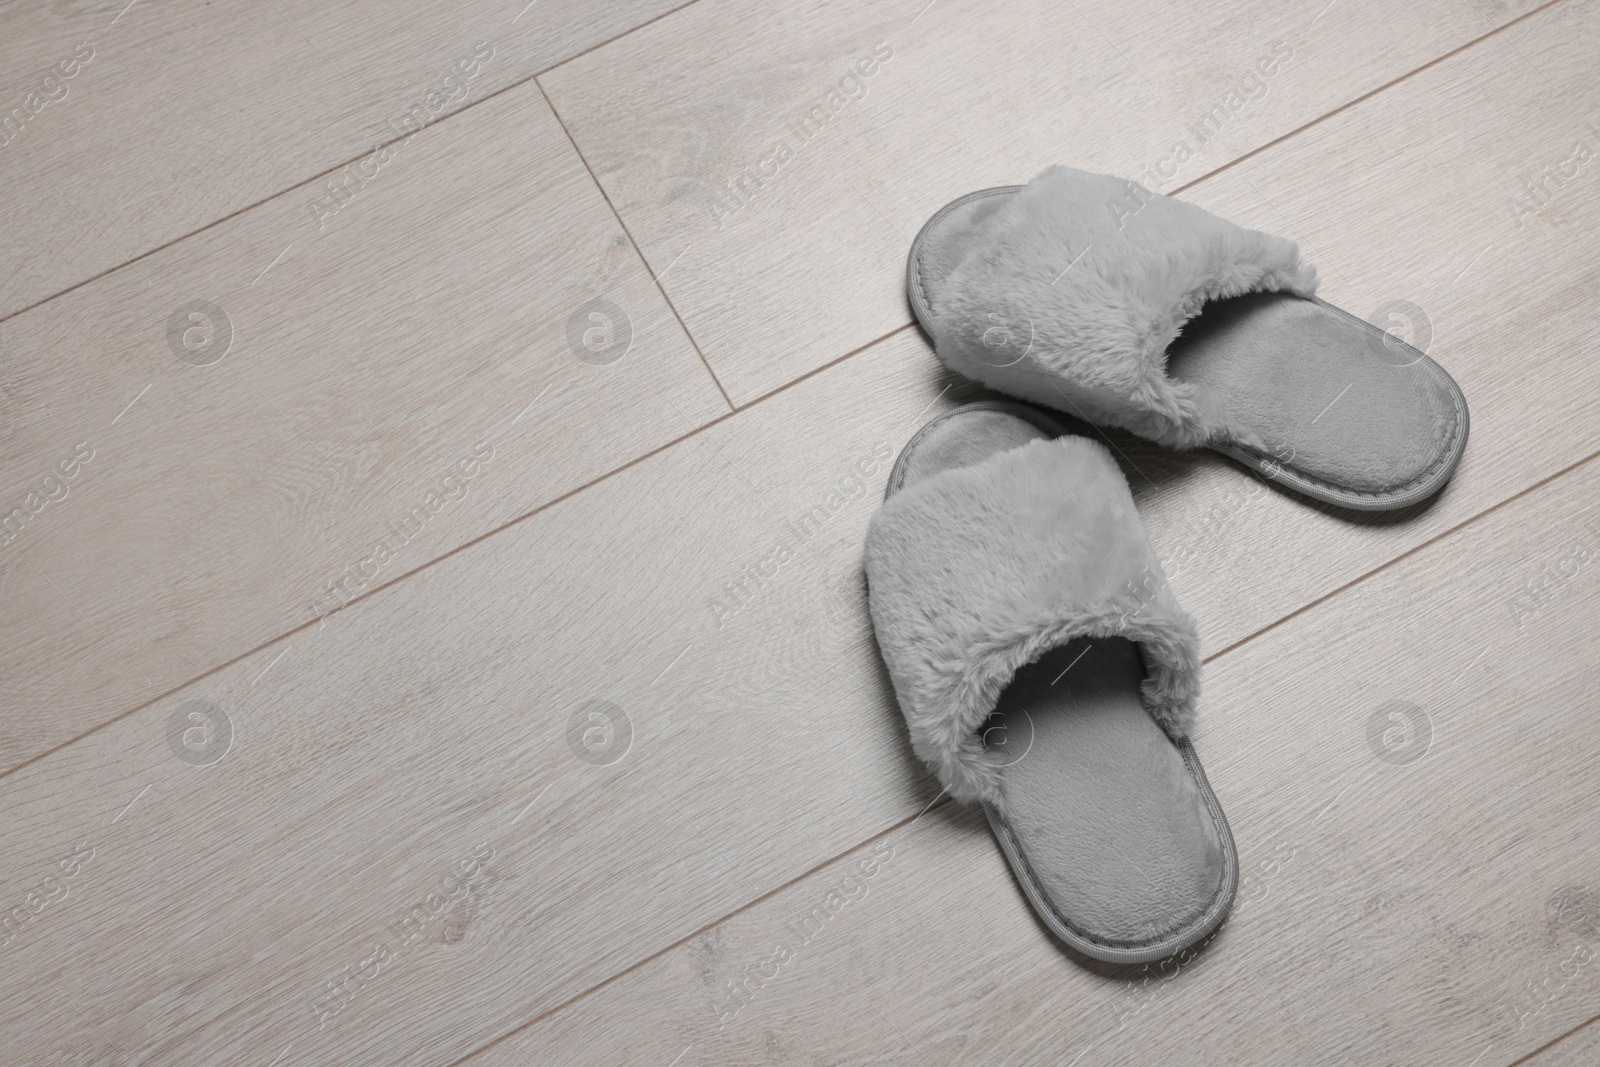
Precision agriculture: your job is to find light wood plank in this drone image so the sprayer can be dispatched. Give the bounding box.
[0,331,965,1066]
[0,287,1569,1064]
[989,0,1600,675]
[471,446,1600,1067]
[0,80,726,773]
[0,0,684,321]
[1184,0,1600,486]
[1525,1018,1600,1065]
[541,0,1543,402]
[468,4,1600,1060]
[6,3,1600,1063]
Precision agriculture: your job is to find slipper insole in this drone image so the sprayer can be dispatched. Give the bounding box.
[986,638,1226,947]
[909,188,1467,509]
[1164,291,1459,496]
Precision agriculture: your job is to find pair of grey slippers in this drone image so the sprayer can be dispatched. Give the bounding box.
[865,167,1469,964]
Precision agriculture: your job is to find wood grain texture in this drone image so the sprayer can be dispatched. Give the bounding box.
[1525,1017,1600,1064]
[540,0,1544,402]
[0,0,685,321]
[998,0,1600,680]
[464,4,1600,1062]
[0,277,1582,1065]
[0,80,726,774]
[0,331,961,1066]
[4,1,1599,1065]
[471,449,1600,1067]
[1187,0,1600,486]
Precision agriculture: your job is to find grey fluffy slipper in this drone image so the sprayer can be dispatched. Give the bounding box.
[907,166,1469,511]
[865,401,1237,963]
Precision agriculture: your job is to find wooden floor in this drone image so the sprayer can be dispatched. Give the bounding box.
[1,0,1597,1063]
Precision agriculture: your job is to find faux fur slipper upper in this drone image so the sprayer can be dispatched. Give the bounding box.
[865,401,1237,964]
[907,166,1469,511]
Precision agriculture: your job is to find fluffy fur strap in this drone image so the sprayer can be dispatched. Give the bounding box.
[933,166,1318,449]
[864,436,1201,804]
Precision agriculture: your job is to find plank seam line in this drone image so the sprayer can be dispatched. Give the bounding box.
[5,388,1594,796]
[0,0,706,329]
[441,793,951,1067]
[0,0,1582,817]
[1510,1013,1599,1066]
[0,320,916,783]
[443,447,1600,1064]
[1170,0,1568,198]
[1203,447,1598,663]
[534,74,735,411]
[0,0,1561,330]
